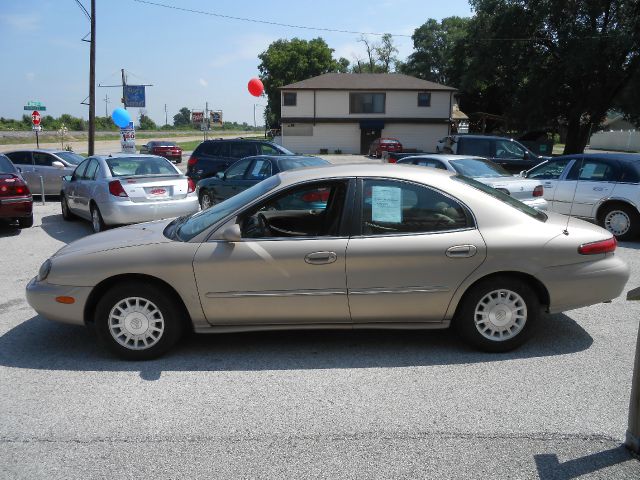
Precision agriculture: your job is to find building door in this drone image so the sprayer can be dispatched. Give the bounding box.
[360,128,381,154]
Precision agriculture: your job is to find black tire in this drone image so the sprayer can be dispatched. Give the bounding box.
[61,194,75,221]
[90,204,106,233]
[94,282,184,360]
[199,190,215,210]
[454,276,540,352]
[176,158,182,164]
[18,214,34,229]
[598,203,640,241]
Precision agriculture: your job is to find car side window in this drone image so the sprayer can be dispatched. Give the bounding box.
[495,140,525,159]
[198,142,220,156]
[230,143,256,158]
[6,151,33,165]
[33,152,54,167]
[259,144,279,155]
[246,159,272,180]
[527,159,572,179]
[73,159,90,180]
[567,159,618,182]
[84,159,99,180]
[361,179,472,236]
[461,139,491,157]
[225,159,252,180]
[240,181,347,239]
[415,159,448,170]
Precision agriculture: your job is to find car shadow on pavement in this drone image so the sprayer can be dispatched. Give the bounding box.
[40,214,93,244]
[0,222,22,237]
[0,312,593,381]
[535,445,637,479]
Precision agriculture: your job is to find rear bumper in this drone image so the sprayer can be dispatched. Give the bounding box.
[540,254,630,313]
[98,195,200,226]
[26,277,91,326]
[0,196,33,218]
[521,197,548,211]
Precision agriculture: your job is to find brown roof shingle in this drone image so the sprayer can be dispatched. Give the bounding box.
[281,73,456,91]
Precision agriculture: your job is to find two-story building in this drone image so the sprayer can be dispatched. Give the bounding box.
[276,73,457,155]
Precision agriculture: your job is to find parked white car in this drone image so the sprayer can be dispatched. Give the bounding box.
[396,154,547,211]
[524,153,640,240]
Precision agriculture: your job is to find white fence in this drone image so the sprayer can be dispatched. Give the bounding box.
[589,130,640,152]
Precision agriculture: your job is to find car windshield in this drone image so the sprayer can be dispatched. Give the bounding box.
[176,175,281,241]
[277,157,328,171]
[54,151,85,165]
[450,158,512,178]
[0,155,17,173]
[453,175,547,222]
[106,156,178,177]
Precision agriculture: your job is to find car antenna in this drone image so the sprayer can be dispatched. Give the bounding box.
[563,157,584,236]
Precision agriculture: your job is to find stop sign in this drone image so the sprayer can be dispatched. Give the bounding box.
[32,110,41,126]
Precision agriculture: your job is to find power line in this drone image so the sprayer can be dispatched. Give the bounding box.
[132,0,412,37]
[73,0,91,21]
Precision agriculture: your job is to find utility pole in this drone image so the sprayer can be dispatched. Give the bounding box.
[254,104,257,129]
[104,94,110,117]
[204,101,209,142]
[164,104,168,126]
[121,69,127,109]
[88,0,96,156]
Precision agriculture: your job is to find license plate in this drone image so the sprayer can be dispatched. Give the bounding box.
[146,187,170,198]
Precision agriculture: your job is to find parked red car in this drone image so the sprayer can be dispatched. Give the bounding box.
[0,154,33,228]
[368,138,403,158]
[140,141,183,163]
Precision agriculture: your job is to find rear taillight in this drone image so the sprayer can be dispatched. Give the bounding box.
[578,237,617,255]
[108,180,128,197]
[533,185,544,197]
[388,158,397,163]
[301,190,330,203]
[187,178,196,193]
[0,176,30,196]
[187,156,197,167]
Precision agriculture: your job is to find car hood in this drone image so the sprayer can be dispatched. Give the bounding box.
[54,219,173,257]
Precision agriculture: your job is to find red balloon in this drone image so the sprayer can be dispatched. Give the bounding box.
[248,78,264,97]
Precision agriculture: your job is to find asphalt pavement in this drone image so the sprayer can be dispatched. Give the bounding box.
[1,195,639,478]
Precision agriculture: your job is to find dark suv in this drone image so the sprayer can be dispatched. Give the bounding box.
[441,135,549,173]
[186,139,294,181]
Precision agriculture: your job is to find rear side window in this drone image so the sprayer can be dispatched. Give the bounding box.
[6,151,32,165]
[259,144,280,155]
[460,139,491,157]
[246,159,272,180]
[361,179,473,235]
[230,143,256,158]
[73,159,90,179]
[414,158,448,170]
[33,152,53,166]
[196,142,221,156]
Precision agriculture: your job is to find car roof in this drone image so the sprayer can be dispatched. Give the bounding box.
[400,154,486,162]
[201,138,273,144]
[553,152,640,163]
[244,154,323,161]
[2,148,73,155]
[453,134,515,141]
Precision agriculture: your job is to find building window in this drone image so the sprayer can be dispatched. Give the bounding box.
[350,93,385,114]
[283,92,297,106]
[418,92,431,107]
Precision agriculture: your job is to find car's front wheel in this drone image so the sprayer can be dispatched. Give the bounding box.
[61,194,75,221]
[598,203,639,241]
[454,276,539,352]
[94,282,184,360]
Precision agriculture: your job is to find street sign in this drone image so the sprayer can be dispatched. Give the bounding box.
[32,111,41,126]
[123,85,145,108]
[24,101,46,111]
[32,125,42,132]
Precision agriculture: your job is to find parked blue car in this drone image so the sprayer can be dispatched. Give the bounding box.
[196,155,329,209]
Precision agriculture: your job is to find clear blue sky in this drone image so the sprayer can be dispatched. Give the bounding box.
[0,0,473,126]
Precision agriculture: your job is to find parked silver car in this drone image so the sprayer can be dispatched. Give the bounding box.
[27,164,629,360]
[397,154,547,210]
[3,149,84,194]
[524,153,640,240]
[60,154,199,233]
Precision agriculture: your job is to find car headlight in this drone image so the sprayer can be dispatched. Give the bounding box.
[38,259,52,281]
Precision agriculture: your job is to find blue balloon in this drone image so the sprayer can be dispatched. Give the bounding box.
[111,108,131,128]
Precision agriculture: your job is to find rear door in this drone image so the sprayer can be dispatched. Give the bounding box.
[74,158,99,216]
[525,158,573,207]
[33,152,64,194]
[215,158,254,201]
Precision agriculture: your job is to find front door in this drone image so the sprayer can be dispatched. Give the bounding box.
[361,128,381,154]
[193,179,353,325]
[347,178,486,322]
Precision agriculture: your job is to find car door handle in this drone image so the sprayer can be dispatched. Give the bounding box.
[304,251,337,265]
[593,186,606,191]
[446,245,477,258]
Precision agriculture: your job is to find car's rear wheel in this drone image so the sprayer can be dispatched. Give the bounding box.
[200,190,215,210]
[61,194,75,221]
[455,276,539,352]
[18,214,33,229]
[598,203,639,241]
[94,282,184,360]
[90,204,105,233]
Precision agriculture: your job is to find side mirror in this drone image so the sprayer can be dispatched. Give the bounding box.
[220,223,241,242]
[519,170,527,178]
[523,151,530,160]
[17,167,22,173]
[52,161,65,169]
[216,172,225,179]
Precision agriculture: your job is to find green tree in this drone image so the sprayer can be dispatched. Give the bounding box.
[258,37,349,128]
[138,113,157,130]
[352,34,399,73]
[173,107,191,127]
[462,0,640,153]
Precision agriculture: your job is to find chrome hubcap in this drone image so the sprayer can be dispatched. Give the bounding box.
[474,289,527,341]
[108,297,165,350]
[201,193,212,209]
[604,210,630,236]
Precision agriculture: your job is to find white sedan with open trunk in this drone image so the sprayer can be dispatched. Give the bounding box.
[60,154,199,232]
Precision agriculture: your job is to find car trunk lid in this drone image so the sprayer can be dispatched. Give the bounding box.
[480,177,543,201]
[116,175,189,203]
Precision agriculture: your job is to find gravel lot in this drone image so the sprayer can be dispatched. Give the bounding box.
[1,187,639,477]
